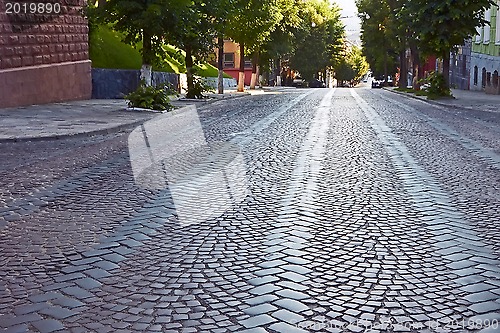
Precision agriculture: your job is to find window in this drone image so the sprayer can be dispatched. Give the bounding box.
[244,58,252,69]
[476,26,483,44]
[482,67,487,88]
[496,2,500,43]
[484,9,491,43]
[493,70,499,88]
[223,53,235,68]
[487,71,492,86]
[474,66,478,86]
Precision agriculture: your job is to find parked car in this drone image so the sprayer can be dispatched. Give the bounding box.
[292,77,305,87]
[309,79,326,88]
[371,77,383,88]
[387,76,394,86]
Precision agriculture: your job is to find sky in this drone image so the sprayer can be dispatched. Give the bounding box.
[332,0,362,45]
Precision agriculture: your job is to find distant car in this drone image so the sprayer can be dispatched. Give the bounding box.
[292,77,305,87]
[371,77,383,88]
[309,79,326,88]
[372,76,394,88]
[387,76,394,86]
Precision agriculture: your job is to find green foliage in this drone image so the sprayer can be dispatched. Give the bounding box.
[408,0,495,59]
[186,76,215,99]
[227,0,283,52]
[357,0,495,88]
[289,0,345,81]
[89,25,143,70]
[90,0,190,67]
[426,73,452,99]
[420,72,451,99]
[125,81,175,111]
[334,45,369,84]
[89,25,229,77]
[395,87,415,93]
[356,0,399,78]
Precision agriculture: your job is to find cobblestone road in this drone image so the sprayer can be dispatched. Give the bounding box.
[0,87,499,333]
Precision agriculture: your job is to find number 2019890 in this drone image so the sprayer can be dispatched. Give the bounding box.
[5,2,61,14]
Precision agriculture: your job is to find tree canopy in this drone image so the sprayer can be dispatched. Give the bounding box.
[356,0,495,88]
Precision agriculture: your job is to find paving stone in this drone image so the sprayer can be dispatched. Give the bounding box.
[268,322,308,333]
[271,309,305,324]
[74,277,102,290]
[469,301,500,313]
[273,299,309,313]
[32,319,65,333]
[243,304,278,316]
[39,306,77,320]
[278,272,308,283]
[13,302,49,315]
[239,314,276,328]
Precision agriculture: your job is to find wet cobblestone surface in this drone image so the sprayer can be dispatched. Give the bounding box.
[0,88,499,332]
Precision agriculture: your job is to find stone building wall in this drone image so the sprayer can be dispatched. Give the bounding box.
[0,0,91,107]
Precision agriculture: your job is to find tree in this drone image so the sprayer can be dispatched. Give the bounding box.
[408,0,494,87]
[208,0,235,94]
[356,0,399,81]
[358,0,495,89]
[289,0,344,82]
[226,0,283,92]
[259,0,306,86]
[93,0,189,85]
[169,0,216,98]
[335,44,369,86]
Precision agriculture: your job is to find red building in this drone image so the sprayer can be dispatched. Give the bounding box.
[215,40,253,86]
[0,0,91,108]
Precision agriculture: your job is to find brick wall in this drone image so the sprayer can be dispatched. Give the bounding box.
[0,0,91,107]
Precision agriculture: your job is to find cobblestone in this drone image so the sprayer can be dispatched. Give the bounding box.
[0,88,499,332]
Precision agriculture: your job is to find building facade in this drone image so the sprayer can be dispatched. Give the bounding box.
[0,0,91,108]
[470,1,500,94]
[450,40,471,90]
[214,40,253,86]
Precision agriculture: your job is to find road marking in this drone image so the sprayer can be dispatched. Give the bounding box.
[244,89,336,329]
[377,92,500,170]
[351,89,500,316]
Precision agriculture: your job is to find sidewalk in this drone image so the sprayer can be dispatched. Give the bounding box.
[385,87,500,113]
[0,89,257,142]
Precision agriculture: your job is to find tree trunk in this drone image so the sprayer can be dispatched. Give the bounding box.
[383,45,388,85]
[250,51,258,89]
[442,52,451,89]
[275,57,281,86]
[399,49,407,89]
[217,36,224,94]
[237,43,245,92]
[185,45,195,99]
[141,30,153,86]
[411,44,421,89]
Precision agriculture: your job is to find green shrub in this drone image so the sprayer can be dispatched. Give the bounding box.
[125,81,175,111]
[186,76,215,99]
[422,71,451,99]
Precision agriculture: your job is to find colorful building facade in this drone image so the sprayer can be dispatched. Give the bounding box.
[214,40,253,86]
[470,1,500,94]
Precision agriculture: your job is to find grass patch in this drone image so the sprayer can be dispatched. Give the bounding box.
[90,25,232,78]
[415,90,427,97]
[89,26,142,70]
[395,87,416,93]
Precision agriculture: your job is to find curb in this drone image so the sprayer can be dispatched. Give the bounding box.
[382,87,491,113]
[0,93,256,143]
[0,118,152,143]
